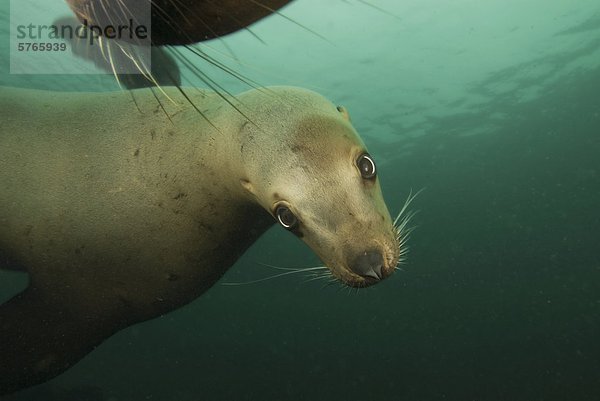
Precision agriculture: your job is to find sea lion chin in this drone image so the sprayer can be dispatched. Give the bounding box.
[0,85,410,394]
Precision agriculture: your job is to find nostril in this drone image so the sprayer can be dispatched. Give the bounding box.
[350,251,384,280]
[372,261,383,279]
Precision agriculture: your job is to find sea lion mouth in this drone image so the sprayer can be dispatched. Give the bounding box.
[336,246,399,288]
[349,248,389,279]
[324,191,420,289]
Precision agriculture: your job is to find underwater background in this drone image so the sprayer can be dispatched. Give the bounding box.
[1,0,599,400]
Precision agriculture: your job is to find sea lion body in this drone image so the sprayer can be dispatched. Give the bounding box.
[0,86,401,394]
[0,88,268,318]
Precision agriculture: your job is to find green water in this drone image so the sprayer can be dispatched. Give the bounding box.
[1,1,599,400]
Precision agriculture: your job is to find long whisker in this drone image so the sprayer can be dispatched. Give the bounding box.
[320,280,339,290]
[221,269,314,286]
[393,188,424,226]
[301,272,333,284]
[222,266,328,286]
[355,0,402,20]
[391,189,424,269]
[247,0,333,43]
[257,262,328,272]
[396,210,418,237]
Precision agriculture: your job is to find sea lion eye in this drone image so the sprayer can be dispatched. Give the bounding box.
[357,153,376,179]
[276,206,298,230]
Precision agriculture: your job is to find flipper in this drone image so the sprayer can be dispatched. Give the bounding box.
[0,287,120,395]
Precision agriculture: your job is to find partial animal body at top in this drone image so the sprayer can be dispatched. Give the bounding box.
[60,0,294,90]
[65,0,294,45]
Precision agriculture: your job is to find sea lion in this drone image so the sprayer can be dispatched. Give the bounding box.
[65,0,294,46]
[57,1,296,90]
[0,86,408,394]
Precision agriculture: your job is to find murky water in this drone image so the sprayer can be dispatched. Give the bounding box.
[1,1,599,400]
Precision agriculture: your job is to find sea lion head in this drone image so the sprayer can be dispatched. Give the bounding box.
[238,87,405,288]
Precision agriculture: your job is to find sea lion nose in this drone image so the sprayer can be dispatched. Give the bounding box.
[350,250,384,280]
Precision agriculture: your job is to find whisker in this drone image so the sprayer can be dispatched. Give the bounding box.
[301,272,333,284]
[172,0,241,62]
[393,188,424,226]
[222,268,319,286]
[149,87,174,124]
[105,38,123,89]
[180,44,270,95]
[256,262,328,272]
[391,189,424,269]
[149,0,196,45]
[395,211,418,235]
[223,263,329,286]
[355,0,402,20]
[320,280,339,290]
[247,0,333,44]
[170,47,260,129]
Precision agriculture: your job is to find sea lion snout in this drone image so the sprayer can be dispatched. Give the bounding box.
[349,249,384,281]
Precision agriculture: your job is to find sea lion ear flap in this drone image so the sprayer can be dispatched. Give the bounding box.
[336,106,351,122]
